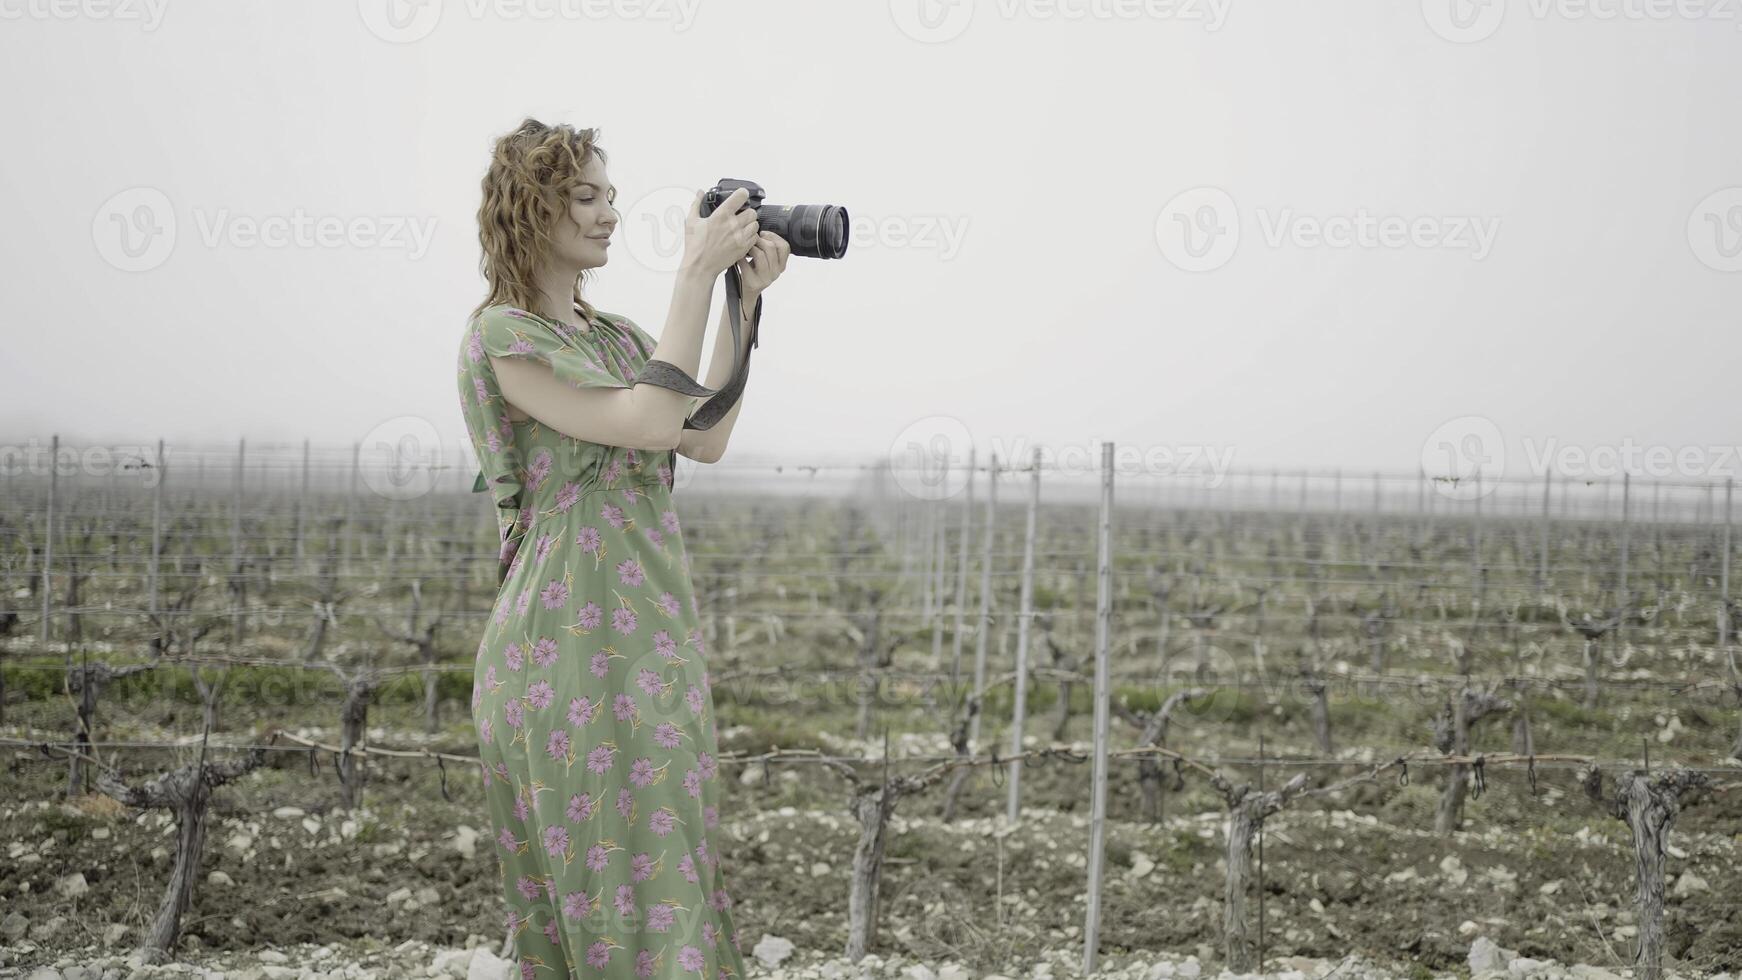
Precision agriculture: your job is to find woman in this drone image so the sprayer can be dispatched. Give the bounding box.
[457,118,788,979]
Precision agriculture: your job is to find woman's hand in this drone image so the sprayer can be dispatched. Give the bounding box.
[736,230,791,310]
[680,187,761,280]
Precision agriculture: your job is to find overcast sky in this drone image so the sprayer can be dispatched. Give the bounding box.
[2,0,1738,498]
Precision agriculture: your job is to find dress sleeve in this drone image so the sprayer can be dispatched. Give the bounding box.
[460,307,628,510]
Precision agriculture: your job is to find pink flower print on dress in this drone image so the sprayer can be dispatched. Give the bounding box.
[586,843,612,872]
[645,527,663,548]
[686,685,706,715]
[568,695,598,726]
[616,557,645,587]
[533,533,557,565]
[527,448,553,491]
[702,922,720,947]
[483,665,499,688]
[646,902,677,932]
[657,593,682,616]
[658,462,673,488]
[689,627,706,656]
[473,375,489,406]
[589,650,612,678]
[585,743,617,774]
[653,722,684,749]
[611,606,638,635]
[567,791,597,822]
[467,330,485,363]
[649,807,678,837]
[539,578,569,610]
[545,728,569,761]
[512,793,531,823]
[678,852,698,883]
[497,827,519,852]
[576,600,603,630]
[516,875,542,901]
[562,890,592,921]
[525,680,555,710]
[503,699,525,730]
[630,756,668,788]
[613,693,638,721]
[531,636,560,668]
[703,804,718,829]
[485,427,502,454]
[614,883,636,917]
[602,459,622,484]
[684,768,703,799]
[586,941,613,969]
[697,752,717,780]
[677,945,705,973]
[479,716,493,745]
[503,642,524,672]
[636,668,665,698]
[653,630,679,660]
[630,851,657,882]
[617,787,635,820]
[576,526,602,554]
[636,950,659,977]
[514,587,532,617]
[554,481,581,513]
[601,502,627,528]
[711,887,732,911]
[543,918,560,946]
[660,510,681,535]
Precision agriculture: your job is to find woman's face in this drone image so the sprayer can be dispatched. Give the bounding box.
[552,154,619,271]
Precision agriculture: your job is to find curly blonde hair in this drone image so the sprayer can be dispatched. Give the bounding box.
[471,118,613,325]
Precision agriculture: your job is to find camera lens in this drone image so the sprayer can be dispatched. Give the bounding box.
[760,204,849,260]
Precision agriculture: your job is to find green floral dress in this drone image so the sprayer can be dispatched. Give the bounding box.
[458,303,746,979]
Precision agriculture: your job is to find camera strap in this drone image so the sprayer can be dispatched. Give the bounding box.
[630,264,761,431]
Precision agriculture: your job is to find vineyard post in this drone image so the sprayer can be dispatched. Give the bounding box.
[950,447,975,690]
[1619,472,1632,651]
[1722,477,1733,648]
[920,461,934,620]
[40,433,58,652]
[1471,471,1482,591]
[1007,447,1041,825]
[149,438,164,623]
[1538,470,1551,593]
[1081,440,1114,977]
[297,438,309,569]
[928,456,950,663]
[968,452,997,750]
[344,441,359,573]
[230,438,244,657]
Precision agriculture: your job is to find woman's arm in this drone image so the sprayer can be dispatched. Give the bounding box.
[490,267,717,451]
[675,293,758,463]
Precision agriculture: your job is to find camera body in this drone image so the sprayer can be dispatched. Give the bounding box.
[701,178,849,260]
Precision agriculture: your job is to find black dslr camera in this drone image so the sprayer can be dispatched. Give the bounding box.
[701,178,849,260]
